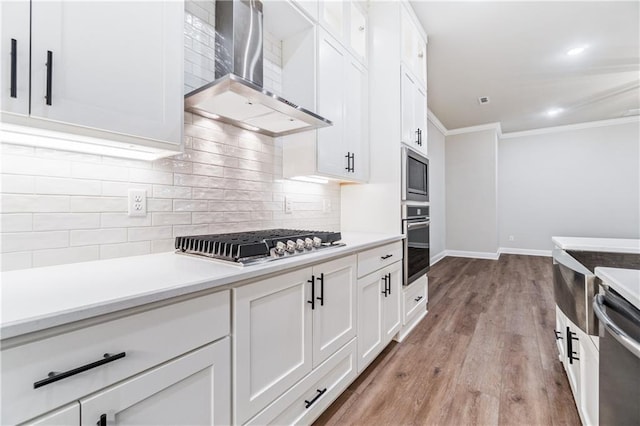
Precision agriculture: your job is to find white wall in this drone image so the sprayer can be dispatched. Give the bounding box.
[427,119,446,261]
[445,129,499,254]
[499,120,640,251]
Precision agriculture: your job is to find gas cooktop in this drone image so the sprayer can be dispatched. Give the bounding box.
[175,229,344,265]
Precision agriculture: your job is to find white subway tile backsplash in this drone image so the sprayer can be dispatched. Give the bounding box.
[1,251,33,271]
[2,194,70,213]
[0,4,341,270]
[0,214,33,232]
[36,177,102,196]
[70,228,127,246]
[151,212,192,226]
[33,213,100,231]
[100,241,150,260]
[128,226,173,242]
[70,197,127,212]
[33,246,100,268]
[101,213,152,228]
[1,231,69,253]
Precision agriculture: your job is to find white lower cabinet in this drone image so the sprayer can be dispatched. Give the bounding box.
[395,274,428,343]
[246,339,358,426]
[233,256,356,425]
[357,261,402,372]
[555,306,599,426]
[80,338,230,426]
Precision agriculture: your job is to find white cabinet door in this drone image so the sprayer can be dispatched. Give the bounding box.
[233,268,313,425]
[312,255,357,368]
[555,306,566,361]
[382,262,402,342]
[29,1,183,145]
[357,271,383,373]
[345,57,368,181]
[414,83,428,156]
[0,0,30,116]
[80,338,231,426]
[401,68,416,147]
[579,336,599,426]
[317,29,347,178]
[348,2,367,64]
[22,403,80,426]
[565,322,581,404]
[319,0,344,41]
[400,5,426,87]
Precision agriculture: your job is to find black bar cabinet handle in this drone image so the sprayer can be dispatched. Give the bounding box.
[566,326,580,364]
[415,295,423,302]
[381,275,388,297]
[10,39,17,98]
[418,129,423,146]
[97,413,107,426]
[304,388,327,409]
[345,152,351,172]
[307,276,315,310]
[387,273,392,294]
[351,152,355,173]
[45,50,53,105]
[316,272,324,306]
[34,352,126,389]
[380,254,393,260]
[554,330,563,340]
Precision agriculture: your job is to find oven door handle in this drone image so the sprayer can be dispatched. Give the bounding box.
[407,220,430,230]
[594,294,640,359]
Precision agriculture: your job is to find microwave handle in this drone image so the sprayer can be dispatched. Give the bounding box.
[407,220,430,230]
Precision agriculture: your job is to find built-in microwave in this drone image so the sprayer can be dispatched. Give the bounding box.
[401,146,429,202]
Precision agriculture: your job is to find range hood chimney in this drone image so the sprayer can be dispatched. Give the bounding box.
[184,0,331,137]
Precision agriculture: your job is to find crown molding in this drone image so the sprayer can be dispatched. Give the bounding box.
[446,122,503,137]
[427,109,448,135]
[500,116,640,139]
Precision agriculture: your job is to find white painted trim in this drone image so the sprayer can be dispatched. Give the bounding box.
[499,247,552,257]
[394,309,427,342]
[430,250,447,266]
[427,109,448,136]
[446,122,502,137]
[444,249,499,260]
[500,116,640,139]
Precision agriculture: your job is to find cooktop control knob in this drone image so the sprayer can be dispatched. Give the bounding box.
[295,239,305,251]
[286,240,296,253]
[275,241,286,255]
[312,237,322,248]
[304,238,314,249]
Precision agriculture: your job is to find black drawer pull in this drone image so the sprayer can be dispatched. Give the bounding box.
[414,295,423,302]
[97,413,107,426]
[304,388,327,409]
[554,330,563,340]
[307,276,315,310]
[34,352,126,389]
[10,38,17,98]
[45,50,53,105]
[380,254,393,260]
[316,272,324,306]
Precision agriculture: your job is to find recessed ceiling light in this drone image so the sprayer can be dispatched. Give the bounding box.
[547,107,564,117]
[567,45,588,56]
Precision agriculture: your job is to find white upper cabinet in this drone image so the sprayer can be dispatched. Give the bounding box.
[319,0,367,64]
[0,0,30,116]
[401,65,428,156]
[1,0,184,159]
[401,4,427,88]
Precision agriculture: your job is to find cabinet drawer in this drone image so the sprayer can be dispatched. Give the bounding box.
[246,338,357,426]
[357,241,403,278]
[2,290,230,425]
[403,275,427,325]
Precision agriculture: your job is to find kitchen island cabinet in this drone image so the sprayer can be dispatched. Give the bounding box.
[0,0,183,159]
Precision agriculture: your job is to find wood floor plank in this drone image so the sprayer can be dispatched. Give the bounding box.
[314,255,580,426]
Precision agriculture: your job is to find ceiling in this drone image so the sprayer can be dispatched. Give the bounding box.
[410,1,640,133]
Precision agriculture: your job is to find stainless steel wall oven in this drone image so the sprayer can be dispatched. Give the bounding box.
[402,204,430,285]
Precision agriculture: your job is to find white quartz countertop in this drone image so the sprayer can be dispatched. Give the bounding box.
[1,232,403,340]
[552,237,640,254]
[595,267,640,310]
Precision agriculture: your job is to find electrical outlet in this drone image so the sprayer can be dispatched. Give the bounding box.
[509,235,515,241]
[285,196,293,214]
[323,199,332,213]
[128,189,147,217]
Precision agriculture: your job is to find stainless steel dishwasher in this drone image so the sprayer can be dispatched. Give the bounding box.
[593,286,640,426]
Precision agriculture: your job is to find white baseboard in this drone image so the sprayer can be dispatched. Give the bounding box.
[430,250,447,266]
[499,247,552,257]
[444,249,500,260]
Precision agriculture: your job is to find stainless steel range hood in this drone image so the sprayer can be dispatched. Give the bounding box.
[184,0,331,137]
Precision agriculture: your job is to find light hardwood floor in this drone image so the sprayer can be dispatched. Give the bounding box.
[314,255,581,426]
